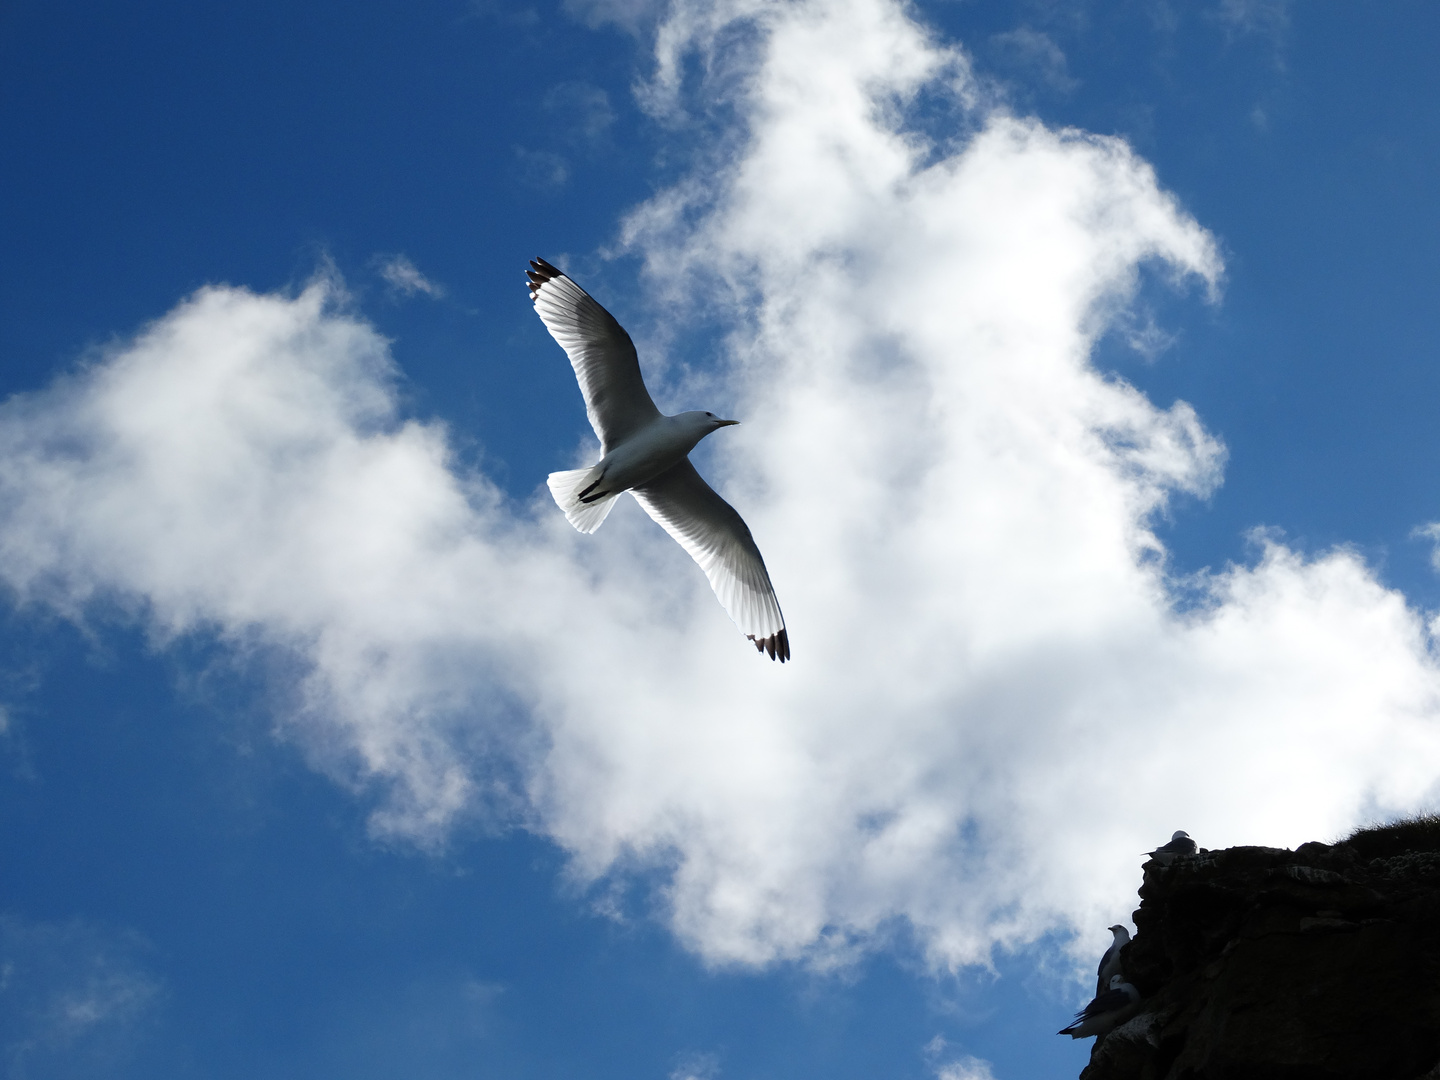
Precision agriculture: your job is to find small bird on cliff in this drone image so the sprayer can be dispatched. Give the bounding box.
[1096,924,1130,996]
[1145,830,1197,866]
[527,257,789,661]
[1058,974,1142,1040]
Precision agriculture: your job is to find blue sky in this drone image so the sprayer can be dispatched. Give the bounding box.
[3,2,1440,1078]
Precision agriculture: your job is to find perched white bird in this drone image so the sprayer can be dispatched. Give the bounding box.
[527,257,789,662]
[1096,924,1130,997]
[1145,830,1198,866]
[1058,974,1142,1040]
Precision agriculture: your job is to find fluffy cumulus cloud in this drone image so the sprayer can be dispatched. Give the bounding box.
[4,0,1440,972]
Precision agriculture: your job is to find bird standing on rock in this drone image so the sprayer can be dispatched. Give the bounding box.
[1059,974,1142,1040]
[1145,830,1198,866]
[526,257,789,662]
[1096,924,1130,997]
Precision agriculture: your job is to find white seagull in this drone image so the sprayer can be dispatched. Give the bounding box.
[1145,830,1197,866]
[1058,975,1142,1040]
[1096,924,1130,997]
[527,257,790,662]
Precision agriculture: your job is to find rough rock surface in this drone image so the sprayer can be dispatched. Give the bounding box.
[1079,832,1440,1080]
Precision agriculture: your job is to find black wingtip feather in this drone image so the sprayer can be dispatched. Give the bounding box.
[526,257,563,296]
[747,628,790,663]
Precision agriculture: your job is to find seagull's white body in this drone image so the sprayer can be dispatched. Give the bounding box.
[1059,975,1142,1040]
[527,257,790,662]
[1096,924,1130,997]
[555,411,732,513]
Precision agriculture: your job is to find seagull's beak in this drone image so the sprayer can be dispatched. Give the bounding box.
[716,419,740,427]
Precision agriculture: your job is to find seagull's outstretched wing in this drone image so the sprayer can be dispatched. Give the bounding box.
[633,460,789,662]
[527,258,661,451]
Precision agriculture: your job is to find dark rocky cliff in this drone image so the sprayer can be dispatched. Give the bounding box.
[1081,819,1440,1080]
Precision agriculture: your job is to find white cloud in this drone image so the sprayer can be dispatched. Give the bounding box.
[562,0,667,35]
[670,1050,721,1080]
[925,1036,996,1080]
[377,254,446,299]
[937,1057,997,1080]
[4,0,1440,978]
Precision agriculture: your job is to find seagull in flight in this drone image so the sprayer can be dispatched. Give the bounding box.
[526,257,789,662]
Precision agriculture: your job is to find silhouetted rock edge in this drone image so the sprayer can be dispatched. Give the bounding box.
[1079,820,1440,1080]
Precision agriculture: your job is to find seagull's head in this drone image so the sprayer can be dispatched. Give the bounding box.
[1171,830,1190,842]
[678,411,741,438]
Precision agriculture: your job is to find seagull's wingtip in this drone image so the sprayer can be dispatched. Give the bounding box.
[526,257,562,296]
[748,629,790,663]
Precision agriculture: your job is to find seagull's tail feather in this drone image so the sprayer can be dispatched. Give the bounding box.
[547,468,618,534]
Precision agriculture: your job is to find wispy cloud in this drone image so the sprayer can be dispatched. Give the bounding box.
[510,82,616,196]
[1215,0,1290,40]
[376,254,446,299]
[1412,523,1440,573]
[562,0,667,34]
[989,28,1079,94]
[1213,0,1291,73]
[670,1050,721,1080]
[309,969,504,1075]
[2,0,1440,978]
[513,146,570,191]
[0,915,162,1079]
[544,81,616,145]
